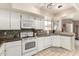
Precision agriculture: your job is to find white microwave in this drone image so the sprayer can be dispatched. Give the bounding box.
[20,32,33,38]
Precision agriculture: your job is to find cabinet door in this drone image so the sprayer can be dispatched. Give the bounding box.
[40,37,44,50]
[37,38,41,51]
[10,11,20,30]
[37,37,44,51]
[35,20,40,29]
[6,45,21,56]
[47,37,52,47]
[40,20,45,30]
[44,37,51,49]
[60,36,65,48]
[0,9,10,30]
[56,36,61,47]
[0,44,5,56]
[65,38,71,50]
[43,37,47,49]
[52,36,61,47]
[5,41,21,56]
[35,20,38,29]
[38,20,41,29]
[60,36,72,50]
[39,20,42,29]
[52,36,57,46]
[21,14,34,28]
[0,52,5,56]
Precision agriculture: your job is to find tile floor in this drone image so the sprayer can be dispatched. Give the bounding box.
[34,40,79,56]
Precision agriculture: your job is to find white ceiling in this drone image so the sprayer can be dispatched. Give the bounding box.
[11,3,79,21]
[32,3,79,21]
[37,3,74,13]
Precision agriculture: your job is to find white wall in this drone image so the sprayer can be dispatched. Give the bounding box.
[53,17,62,32]
[0,3,11,9]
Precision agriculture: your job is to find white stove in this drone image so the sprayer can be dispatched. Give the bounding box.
[20,32,38,56]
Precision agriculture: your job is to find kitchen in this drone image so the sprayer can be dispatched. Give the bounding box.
[0,3,78,56]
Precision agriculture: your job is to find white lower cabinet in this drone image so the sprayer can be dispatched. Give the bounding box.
[37,36,52,52]
[51,36,74,50]
[44,37,52,49]
[37,37,45,51]
[5,41,21,56]
[0,36,74,56]
[6,45,21,56]
[52,36,57,47]
[43,37,47,49]
[47,37,52,48]
[0,44,5,56]
[55,36,61,47]
[52,36,61,47]
[36,36,73,53]
[0,51,4,56]
[60,36,72,50]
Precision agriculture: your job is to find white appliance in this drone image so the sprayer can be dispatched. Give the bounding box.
[20,31,33,38]
[66,23,73,32]
[22,38,37,56]
[20,32,38,56]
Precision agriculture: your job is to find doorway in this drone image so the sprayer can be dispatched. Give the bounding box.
[73,21,79,40]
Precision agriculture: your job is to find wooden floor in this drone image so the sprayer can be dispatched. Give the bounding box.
[34,40,79,56]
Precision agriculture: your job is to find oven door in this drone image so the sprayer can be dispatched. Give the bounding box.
[22,38,37,54]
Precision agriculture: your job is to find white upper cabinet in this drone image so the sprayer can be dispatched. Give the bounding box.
[34,20,40,29]
[40,20,45,30]
[10,11,21,30]
[0,9,10,30]
[21,13,44,29]
[35,19,44,30]
[0,9,21,30]
[21,14,35,29]
[0,9,44,30]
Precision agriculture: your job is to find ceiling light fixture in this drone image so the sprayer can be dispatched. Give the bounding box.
[58,5,63,8]
[47,3,56,8]
[46,3,63,9]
